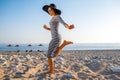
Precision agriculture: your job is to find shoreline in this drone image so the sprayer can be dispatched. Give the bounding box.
[0,49,120,54]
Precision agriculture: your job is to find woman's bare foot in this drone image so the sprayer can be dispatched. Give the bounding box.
[43,71,54,74]
[63,40,73,45]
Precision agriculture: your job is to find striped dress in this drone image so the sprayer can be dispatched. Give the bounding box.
[46,15,67,58]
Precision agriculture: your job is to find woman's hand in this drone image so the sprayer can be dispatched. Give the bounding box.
[66,24,75,30]
[69,24,74,29]
[43,25,51,31]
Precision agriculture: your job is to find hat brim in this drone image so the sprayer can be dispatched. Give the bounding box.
[42,5,49,14]
[42,5,61,15]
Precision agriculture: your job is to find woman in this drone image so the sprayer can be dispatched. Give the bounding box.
[42,3,74,74]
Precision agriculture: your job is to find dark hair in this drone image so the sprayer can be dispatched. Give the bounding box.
[52,8,61,15]
[42,3,61,15]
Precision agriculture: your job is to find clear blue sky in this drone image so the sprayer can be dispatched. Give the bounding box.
[0,0,120,44]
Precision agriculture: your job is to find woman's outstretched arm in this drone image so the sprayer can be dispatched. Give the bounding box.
[57,16,75,30]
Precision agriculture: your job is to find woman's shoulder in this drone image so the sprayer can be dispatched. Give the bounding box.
[55,15,62,19]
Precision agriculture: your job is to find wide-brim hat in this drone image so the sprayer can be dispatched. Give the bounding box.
[42,3,61,15]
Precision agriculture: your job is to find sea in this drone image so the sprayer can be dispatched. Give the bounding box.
[0,43,120,52]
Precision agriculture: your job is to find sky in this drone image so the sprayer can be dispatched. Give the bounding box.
[0,0,120,44]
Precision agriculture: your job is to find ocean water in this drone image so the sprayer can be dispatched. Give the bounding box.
[0,43,120,52]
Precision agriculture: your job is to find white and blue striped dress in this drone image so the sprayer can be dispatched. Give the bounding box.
[46,15,67,58]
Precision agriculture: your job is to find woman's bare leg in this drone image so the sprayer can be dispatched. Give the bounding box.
[55,40,73,56]
[44,40,73,74]
[44,58,54,74]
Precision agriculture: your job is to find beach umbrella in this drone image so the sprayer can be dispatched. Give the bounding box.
[7,44,12,47]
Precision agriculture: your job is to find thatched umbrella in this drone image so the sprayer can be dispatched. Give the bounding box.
[38,44,43,46]
[7,44,12,47]
[28,44,32,47]
[15,45,19,47]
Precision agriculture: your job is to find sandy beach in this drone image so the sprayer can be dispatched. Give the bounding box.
[0,50,120,80]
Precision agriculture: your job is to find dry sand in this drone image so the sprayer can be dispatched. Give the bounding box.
[0,50,120,80]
